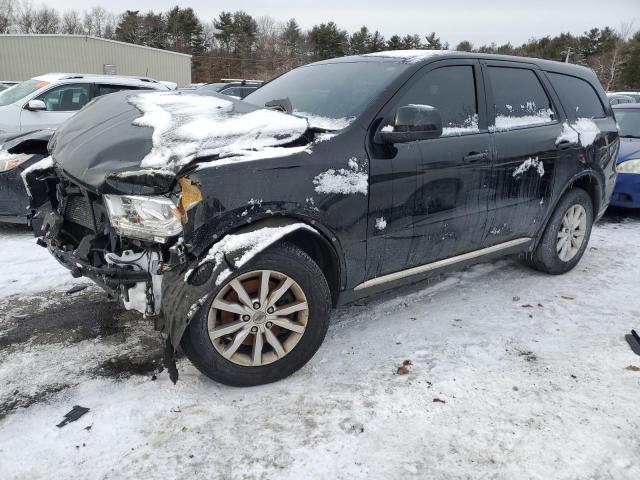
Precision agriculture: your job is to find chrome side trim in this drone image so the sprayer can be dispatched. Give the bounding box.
[354,237,532,291]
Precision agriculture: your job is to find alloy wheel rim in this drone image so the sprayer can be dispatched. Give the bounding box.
[556,204,587,262]
[208,270,309,367]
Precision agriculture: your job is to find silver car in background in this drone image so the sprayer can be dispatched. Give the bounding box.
[0,73,169,135]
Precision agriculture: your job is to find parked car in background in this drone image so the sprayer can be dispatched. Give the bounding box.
[0,73,169,136]
[21,51,617,386]
[0,81,19,92]
[184,79,264,99]
[609,91,640,102]
[607,93,636,105]
[0,74,169,223]
[610,103,640,208]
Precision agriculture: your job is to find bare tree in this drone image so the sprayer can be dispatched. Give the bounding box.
[0,0,16,33]
[83,6,107,37]
[61,10,83,34]
[605,22,634,90]
[15,0,35,33]
[33,6,60,34]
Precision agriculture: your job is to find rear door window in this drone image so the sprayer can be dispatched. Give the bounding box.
[546,72,605,119]
[487,67,554,130]
[35,84,91,112]
[395,65,479,136]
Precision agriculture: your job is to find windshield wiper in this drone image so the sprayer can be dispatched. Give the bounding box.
[265,98,293,114]
[620,134,640,139]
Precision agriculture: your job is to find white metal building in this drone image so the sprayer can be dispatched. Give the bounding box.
[0,35,192,86]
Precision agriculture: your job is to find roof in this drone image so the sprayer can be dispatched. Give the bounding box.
[612,103,640,109]
[313,49,594,78]
[31,73,168,87]
[0,35,192,58]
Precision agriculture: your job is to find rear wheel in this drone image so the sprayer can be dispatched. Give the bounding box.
[181,242,331,386]
[526,187,593,274]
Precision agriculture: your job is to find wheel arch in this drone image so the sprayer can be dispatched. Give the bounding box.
[191,216,344,306]
[534,171,602,249]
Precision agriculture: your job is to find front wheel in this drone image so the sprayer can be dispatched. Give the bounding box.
[181,242,331,386]
[525,187,594,275]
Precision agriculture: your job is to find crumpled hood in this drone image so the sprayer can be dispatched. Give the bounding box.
[50,90,310,194]
[617,138,640,164]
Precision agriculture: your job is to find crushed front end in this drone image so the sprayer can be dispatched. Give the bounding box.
[24,160,189,318]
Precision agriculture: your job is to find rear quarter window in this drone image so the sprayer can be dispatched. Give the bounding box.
[546,72,606,119]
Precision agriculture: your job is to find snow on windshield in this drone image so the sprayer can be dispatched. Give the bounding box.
[363,50,451,63]
[129,92,309,170]
[293,111,355,131]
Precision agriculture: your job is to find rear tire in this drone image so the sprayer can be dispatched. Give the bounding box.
[525,187,593,275]
[181,242,331,386]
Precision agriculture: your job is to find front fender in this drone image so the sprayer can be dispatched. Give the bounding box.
[159,218,325,349]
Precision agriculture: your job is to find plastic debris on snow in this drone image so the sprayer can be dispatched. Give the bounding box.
[375,217,387,231]
[313,157,368,195]
[128,92,309,170]
[185,223,318,285]
[556,119,600,147]
[513,156,545,178]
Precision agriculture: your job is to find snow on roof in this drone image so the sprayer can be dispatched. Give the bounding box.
[128,92,309,170]
[362,49,452,63]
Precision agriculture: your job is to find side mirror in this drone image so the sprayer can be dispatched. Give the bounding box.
[25,100,47,112]
[378,105,443,144]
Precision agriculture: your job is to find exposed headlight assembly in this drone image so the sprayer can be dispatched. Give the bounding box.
[104,195,183,243]
[0,152,31,172]
[617,159,640,174]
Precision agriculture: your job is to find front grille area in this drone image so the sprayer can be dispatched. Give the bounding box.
[63,195,95,229]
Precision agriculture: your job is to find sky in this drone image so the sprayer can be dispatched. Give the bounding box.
[42,0,640,46]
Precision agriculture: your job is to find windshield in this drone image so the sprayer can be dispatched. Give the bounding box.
[244,61,406,130]
[0,79,49,107]
[616,109,640,138]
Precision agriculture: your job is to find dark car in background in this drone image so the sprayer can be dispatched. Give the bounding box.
[0,82,19,92]
[21,51,617,386]
[185,79,264,99]
[610,103,640,208]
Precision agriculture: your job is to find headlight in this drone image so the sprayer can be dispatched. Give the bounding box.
[0,152,31,172]
[617,159,640,174]
[103,195,183,243]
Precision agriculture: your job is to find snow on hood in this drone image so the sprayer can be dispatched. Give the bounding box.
[128,92,310,170]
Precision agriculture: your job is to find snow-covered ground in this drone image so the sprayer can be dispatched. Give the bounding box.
[1,213,639,480]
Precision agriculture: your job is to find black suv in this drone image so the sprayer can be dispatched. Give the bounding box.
[21,51,618,386]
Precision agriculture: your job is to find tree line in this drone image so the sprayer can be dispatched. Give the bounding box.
[1,0,638,89]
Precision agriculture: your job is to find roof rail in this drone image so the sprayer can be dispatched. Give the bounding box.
[220,78,264,85]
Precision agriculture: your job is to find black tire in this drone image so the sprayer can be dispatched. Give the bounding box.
[525,187,593,275]
[181,242,331,386]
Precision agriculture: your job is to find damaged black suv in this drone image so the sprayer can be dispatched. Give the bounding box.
[20,51,618,386]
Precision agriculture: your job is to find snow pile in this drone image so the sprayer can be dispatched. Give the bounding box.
[128,92,309,170]
[513,156,544,177]
[313,157,368,195]
[187,223,318,285]
[375,217,387,231]
[2,218,640,479]
[0,225,90,298]
[556,119,600,147]
[363,49,451,63]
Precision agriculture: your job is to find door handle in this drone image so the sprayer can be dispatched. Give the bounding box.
[463,151,489,163]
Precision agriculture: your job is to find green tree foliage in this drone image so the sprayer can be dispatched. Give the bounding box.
[309,22,348,60]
